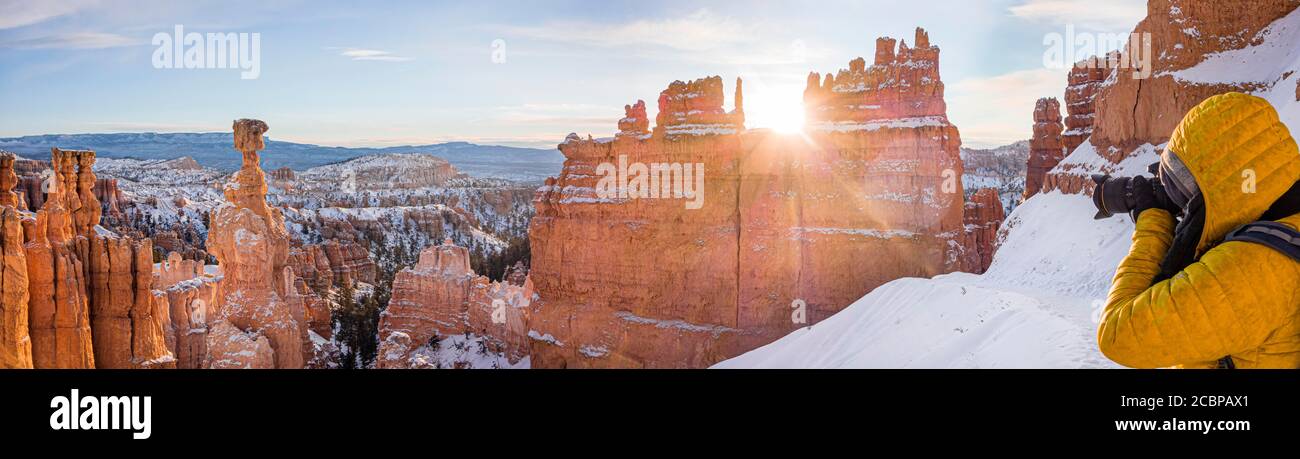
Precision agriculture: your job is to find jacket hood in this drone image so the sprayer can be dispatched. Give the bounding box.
[1164,92,1300,254]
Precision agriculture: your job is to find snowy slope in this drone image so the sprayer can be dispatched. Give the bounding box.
[715,187,1137,369]
[717,9,1300,369]
[717,141,1162,369]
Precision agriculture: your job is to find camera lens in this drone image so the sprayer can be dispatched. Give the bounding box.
[1091,175,1135,220]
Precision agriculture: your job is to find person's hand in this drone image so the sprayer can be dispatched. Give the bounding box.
[1129,176,1179,221]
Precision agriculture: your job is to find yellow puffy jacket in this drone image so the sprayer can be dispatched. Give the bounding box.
[1099,93,1300,369]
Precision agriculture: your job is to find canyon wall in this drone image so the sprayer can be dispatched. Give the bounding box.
[1091,0,1297,152]
[1045,0,1300,195]
[6,149,178,368]
[525,28,987,368]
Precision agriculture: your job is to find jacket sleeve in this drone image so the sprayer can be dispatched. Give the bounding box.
[1098,209,1297,368]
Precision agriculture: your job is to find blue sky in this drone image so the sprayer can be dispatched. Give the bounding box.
[0,0,1146,149]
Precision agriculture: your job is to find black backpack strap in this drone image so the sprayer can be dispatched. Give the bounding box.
[1222,221,1300,262]
[1214,221,1300,369]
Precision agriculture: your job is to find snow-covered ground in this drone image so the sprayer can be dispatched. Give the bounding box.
[718,8,1300,368]
[715,186,1137,368]
[717,142,1278,368]
[401,334,530,369]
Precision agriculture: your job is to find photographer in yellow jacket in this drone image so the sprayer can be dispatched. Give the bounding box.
[1094,92,1300,369]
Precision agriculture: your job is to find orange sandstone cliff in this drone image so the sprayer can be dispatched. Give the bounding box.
[521,28,992,368]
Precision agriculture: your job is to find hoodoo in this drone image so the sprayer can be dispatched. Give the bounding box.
[1025,97,1065,200]
[203,119,310,369]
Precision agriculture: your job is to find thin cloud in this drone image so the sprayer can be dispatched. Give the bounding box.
[498,9,754,52]
[0,0,100,30]
[1009,0,1146,30]
[331,47,413,62]
[492,10,833,68]
[0,31,141,49]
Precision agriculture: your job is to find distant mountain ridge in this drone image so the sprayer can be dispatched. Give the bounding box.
[0,132,565,182]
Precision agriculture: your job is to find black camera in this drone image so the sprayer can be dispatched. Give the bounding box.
[1091,162,1175,220]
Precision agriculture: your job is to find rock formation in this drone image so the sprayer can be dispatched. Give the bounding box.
[1091,0,1296,150]
[22,149,96,368]
[654,76,745,136]
[95,178,127,224]
[617,100,650,138]
[9,148,177,369]
[504,261,528,287]
[206,320,275,369]
[962,188,1005,273]
[1025,98,1065,200]
[270,167,295,181]
[297,278,332,340]
[804,28,946,125]
[149,230,207,262]
[204,119,308,369]
[0,152,33,368]
[0,153,20,210]
[155,252,221,369]
[2,135,326,370]
[1062,57,1110,155]
[10,156,48,211]
[526,27,979,368]
[72,151,101,236]
[288,245,334,292]
[377,239,532,368]
[287,240,377,291]
[86,235,175,369]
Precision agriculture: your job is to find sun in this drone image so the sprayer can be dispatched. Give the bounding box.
[756,104,807,133]
[744,85,807,133]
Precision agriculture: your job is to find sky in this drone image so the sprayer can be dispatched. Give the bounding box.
[0,0,1147,149]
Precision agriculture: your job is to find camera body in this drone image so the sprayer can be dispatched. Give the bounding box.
[1091,162,1176,220]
